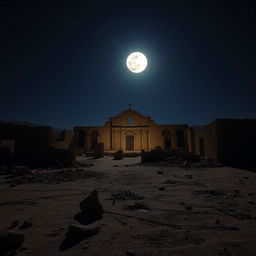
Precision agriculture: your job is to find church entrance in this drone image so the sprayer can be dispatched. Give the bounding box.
[126,135,134,151]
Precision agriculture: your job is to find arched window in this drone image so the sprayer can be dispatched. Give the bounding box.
[78,131,86,146]
[91,130,99,150]
[176,129,185,148]
[162,129,172,150]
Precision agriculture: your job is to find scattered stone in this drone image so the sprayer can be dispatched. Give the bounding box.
[13,166,31,176]
[247,200,254,205]
[157,171,164,175]
[141,149,166,163]
[126,202,148,211]
[186,206,193,211]
[65,224,99,241]
[127,250,136,256]
[83,243,89,250]
[186,175,193,179]
[113,150,123,160]
[76,161,94,168]
[163,180,177,184]
[111,190,144,200]
[79,190,104,218]
[158,187,165,191]
[216,220,220,224]
[8,169,101,185]
[19,246,28,252]
[8,220,20,230]
[0,230,25,254]
[19,221,33,229]
[192,189,225,197]
[221,208,251,220]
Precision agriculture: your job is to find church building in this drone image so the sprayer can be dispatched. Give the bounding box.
[73,104,192,154]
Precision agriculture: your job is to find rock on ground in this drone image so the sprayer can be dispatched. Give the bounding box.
[79,189,104,217]
[0,230,25,254]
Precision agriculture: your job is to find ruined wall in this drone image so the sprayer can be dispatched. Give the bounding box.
[216,119,256,164]
[186,128,195,154]
[73,124,111,154]
[0,123,74,167]
[194,121,218,160]
[0,139,15,153]
[53,130,74,149]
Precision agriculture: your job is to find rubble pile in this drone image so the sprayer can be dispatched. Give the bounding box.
[113,150,123,160]
[142,148,222,167]
[111,190,144,200]
[8,168,101,186]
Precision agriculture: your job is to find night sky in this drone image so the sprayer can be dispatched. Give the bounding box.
[1,0,255,129]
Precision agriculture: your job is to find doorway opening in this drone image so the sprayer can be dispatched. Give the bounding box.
[126,135,134,151]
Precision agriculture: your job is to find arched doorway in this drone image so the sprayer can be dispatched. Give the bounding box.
[91,130,99,150]
[176,129,185,148]
[78,131,86,147]
[126,135,134,151]
[162,129,172,150]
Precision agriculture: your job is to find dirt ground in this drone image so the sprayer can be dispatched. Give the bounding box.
[0,156,256,256]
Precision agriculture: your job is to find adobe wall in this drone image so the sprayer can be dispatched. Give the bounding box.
[216,119,256,164]
[194,121,218,160]
[52,130,75,150]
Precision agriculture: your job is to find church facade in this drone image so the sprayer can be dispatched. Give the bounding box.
[73,106,192,154]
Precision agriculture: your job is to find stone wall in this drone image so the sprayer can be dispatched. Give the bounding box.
[0,123,74,167]
[194,121,218,160]
[216,119,256,164]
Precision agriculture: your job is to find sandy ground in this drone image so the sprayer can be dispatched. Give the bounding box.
[0,156,256,256]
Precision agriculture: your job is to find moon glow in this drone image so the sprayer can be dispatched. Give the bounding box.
[126,52,147,73]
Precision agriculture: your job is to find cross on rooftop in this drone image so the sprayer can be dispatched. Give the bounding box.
[128,102,133,110]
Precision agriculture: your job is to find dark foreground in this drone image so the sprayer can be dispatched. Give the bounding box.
[0,156,256,256]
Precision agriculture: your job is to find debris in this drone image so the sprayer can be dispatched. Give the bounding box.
[13,165,31,176]
[192,190,225,197]
[163,180,177,184]
[19,246,29,252]
[8,169,101,185]
[0,230,25,254]
[111,190,144,201]
[113,150,123,160]
[186,206,193,211]
[141,149,166,163]
[127,250,136,256]
[158,187,165,191]
[19,220,33,229]
[65,224,99,241]
[79,190,104,218]
[141,148,222,167]
[7,221,20,230]
[157,170,164,175]
[126,202,149,211]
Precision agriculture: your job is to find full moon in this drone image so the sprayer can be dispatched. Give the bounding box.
[126,52,147,73]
